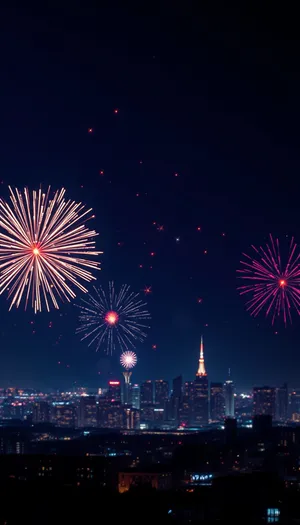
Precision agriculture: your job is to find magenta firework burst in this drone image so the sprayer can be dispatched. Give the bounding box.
[237,234,300,325]
[120,351,137,369]
[76,281,150,353]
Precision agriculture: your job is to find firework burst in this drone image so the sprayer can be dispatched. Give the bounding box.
[0,186,101,312]
[237,234,300,325]
[76,281,150,353]
[120,351,137,369]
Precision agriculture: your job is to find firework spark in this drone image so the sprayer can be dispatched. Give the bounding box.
[0,186,101,312]
[76,281,150,353]
[120,351,137,369]
[237,234,300,325]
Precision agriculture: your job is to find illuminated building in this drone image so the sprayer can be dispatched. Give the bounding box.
[210,382,225,422]
[290,389,300,420]
[224,369,235,417]
[193,336,208,426]
[97,402,123,428]
[140,405,155,425]
[107,381,121,404]
[32,401,50,423]
[276,383,288,421]
[79,396,97,427]
[154,380,169,408]
[131,384,140,410]
[124,407,140,429]
[5,402,25,420]
[140,380,153,405]
[179,381,194,426]
[52,403,77,427]
[122,372,132,405]
[153,407,165,424]
[118,469,172,493]
[170,375,182,423]
[253,386,276,418]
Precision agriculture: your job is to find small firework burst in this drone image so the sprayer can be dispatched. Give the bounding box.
[120,351,137,369]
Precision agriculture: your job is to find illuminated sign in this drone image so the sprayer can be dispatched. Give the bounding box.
[109,381,120,385]
[190,473,213,482]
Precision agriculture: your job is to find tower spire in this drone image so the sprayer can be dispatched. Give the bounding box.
[196,335,207,376]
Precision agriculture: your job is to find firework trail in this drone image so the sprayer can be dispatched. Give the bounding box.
[120,351,137,369]
[237,234,300,325]
[0,186,101,312]
[76,281,150,354]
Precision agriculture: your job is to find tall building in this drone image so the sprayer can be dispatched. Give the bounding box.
[140,380,153,405]
[210,382,225,422]
[154,380,169,408]
[224,369,235,417]
[276,383,288,422]
[253,386,276,418]
[170,375,182,422]
[193,336,209,426]
[32,401,50,423]
[290,389,300,420]
[78,396,97,427]
[52,403,77,427]
[179,381,194,426]
[122,372,132,405]
[107,380,122,404]
[131,384,140,410]
[124,407,140,429]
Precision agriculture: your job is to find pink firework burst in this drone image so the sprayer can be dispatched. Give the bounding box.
[120,351,137,369]
[237,234,300,325]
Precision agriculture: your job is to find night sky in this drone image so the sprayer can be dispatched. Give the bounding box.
[1,5,300,390]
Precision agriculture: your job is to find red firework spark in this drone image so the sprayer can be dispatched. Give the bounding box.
[237,234,300,325]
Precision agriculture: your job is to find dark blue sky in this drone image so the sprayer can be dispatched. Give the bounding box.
[1,5,300,390]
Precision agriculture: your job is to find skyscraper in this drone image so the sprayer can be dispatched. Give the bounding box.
[78,396,97,427]
[171,375,182,422]
[193,336,208,426]
[140,380,153,405]
[32,401,50,423]
[210,382,225,422]
[107,380,122,404]
[122,372,132,405]
[224,369,235,417]
[253,386,276,418]
[154,380,169,408]
[179,381,194,426]
[131,384,140,410]
[276,383,288,422]
[52,403,77,427]
[290,390,300,420]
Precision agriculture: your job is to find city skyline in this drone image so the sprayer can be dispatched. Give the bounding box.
[0,334,295,392]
